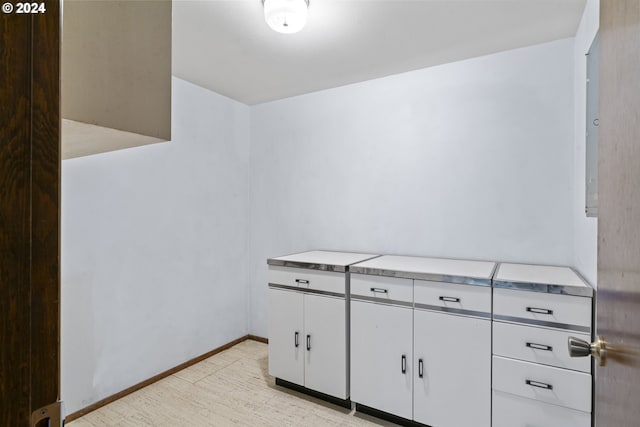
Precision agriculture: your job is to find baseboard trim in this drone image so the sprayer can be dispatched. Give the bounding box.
[248,334,268,344]
[66,334,265,422]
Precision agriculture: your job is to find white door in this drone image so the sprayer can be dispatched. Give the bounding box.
[268,288,304,385]
[413,310,491,427]
[304,294,347,398]
[351,300,413,419]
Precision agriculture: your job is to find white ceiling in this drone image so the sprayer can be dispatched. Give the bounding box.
[172,0,586,105]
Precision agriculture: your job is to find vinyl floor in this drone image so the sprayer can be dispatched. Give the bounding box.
[67,339,399,426]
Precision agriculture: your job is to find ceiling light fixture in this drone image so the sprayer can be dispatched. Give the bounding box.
[263,0,310,34]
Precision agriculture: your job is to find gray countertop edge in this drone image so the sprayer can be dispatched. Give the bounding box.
[349,266,493,287]
[492,279,594,298]
[267,255,381,273]
[492,264,595,298]
[267,258,594,296]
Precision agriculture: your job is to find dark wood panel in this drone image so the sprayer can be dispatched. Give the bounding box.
[30,0,61,412]
[0,12,34,427]
[596,1,640,426]
[1,1,60,424]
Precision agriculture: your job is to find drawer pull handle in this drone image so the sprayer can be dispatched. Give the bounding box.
[370,287,388,294]
[418,358,424,378]
[439,296,460,303]
[296,279,309,285]
[526,342,553,351]
[306,334,311,351]
[401,355,407,374]
[526,307,553,315]
[294,332,299,348]
[526,379,553,390]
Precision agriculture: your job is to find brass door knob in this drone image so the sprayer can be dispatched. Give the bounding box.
[568,336,607,366]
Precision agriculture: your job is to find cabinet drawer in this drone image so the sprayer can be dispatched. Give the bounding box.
[493,288,592,331]
[350,274,412,304]
[268,266,345,294]
[414,280,490,316]
[492,356,591,412]
[493,322,591,373]
[492,390,591,427]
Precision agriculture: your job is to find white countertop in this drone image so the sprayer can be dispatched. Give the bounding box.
[270,250,379,268]
[495,263,589,288]
[351,255,496,281]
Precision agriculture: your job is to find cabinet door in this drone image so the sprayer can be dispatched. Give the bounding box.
[414,310,491,427]
[304,294,347,398]
[268,288,304,386]
[351,301,413,420]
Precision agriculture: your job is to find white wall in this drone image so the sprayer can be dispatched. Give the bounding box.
[573,0,599,286]
[249,39,576,337]
[63,35,591,411]
[61,77,250,413]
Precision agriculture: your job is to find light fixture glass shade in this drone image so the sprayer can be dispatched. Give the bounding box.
[263,0,309,34]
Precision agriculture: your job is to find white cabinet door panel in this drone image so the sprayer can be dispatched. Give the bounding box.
[304,294,347,399]
[413,310,491,427]
[351,301,413,419]
[493,390,591,427]
[268,288,304,385]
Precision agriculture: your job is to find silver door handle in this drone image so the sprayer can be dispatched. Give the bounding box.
[568,336,607,366]
[370,287,388,294]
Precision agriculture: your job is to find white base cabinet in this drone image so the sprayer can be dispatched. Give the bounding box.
[267,250,378,401]
[349,260,494,427]
[268,280,349,399]
[492,263,594,427]
[268,289,348,397]
[269,254,595,427]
